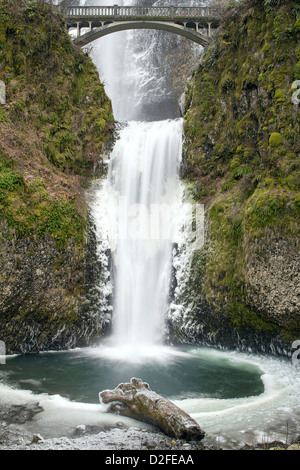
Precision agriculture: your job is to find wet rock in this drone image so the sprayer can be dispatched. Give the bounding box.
[75,424,86,433]
[141,438,157,449]
[0,216,111,354]
[0,403,43,425]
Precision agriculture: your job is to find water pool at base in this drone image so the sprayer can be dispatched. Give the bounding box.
[1,345,264,404]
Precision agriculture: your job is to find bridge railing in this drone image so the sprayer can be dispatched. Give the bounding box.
[62,5,221,21]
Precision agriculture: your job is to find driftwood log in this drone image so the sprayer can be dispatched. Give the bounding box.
[99,377,205,441]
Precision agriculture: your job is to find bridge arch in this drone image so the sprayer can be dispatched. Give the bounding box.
[72,20,211,47]
[61,5,221,47]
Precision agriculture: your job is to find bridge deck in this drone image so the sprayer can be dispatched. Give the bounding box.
[61,5,221,23]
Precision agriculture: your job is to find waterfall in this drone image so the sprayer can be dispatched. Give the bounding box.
[107,120,183,349]
[92,119,184,359]
[87,0,143,121]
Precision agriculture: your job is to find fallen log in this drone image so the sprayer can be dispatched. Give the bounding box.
[99,377,205,441]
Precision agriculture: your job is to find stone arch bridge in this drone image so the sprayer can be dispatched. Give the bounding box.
[60,4,221,47]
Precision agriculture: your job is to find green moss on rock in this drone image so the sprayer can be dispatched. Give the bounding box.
[269,132,283,148]
[0,0,114,247]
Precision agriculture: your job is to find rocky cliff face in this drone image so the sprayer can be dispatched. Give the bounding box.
[0,0,114,353]
[168,0,300,355]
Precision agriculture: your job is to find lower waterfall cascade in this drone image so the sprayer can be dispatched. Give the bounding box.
[104,119,183,351]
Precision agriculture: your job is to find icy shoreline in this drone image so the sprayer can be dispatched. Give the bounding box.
[1,404,299,451]
[2,426,299,451]
[0,425,206,451]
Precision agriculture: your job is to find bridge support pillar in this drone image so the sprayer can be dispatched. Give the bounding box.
[77,21,80,37]
[114,4,118,19]
[207,22,211,37]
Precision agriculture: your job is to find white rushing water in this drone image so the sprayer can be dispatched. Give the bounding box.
[90,119,184,359]
[85,0,144,121]
[108,120,182,347]
[83,0,203,121]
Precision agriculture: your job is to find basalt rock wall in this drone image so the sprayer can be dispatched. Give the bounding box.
[168,0,300,356]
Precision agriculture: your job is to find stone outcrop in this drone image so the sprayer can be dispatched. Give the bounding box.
[0,218,111,354]
[99,378,205,441]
